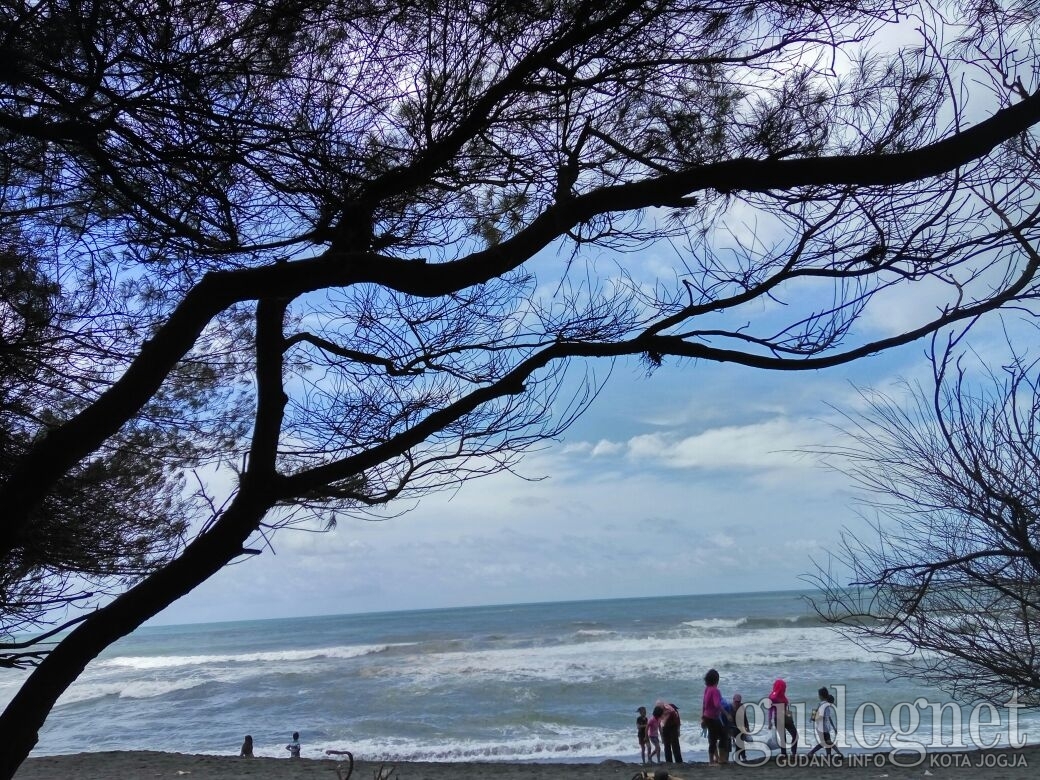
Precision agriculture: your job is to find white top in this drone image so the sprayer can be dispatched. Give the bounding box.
[815,700,836,736]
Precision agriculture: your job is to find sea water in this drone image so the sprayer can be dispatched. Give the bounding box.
[0,590,1034,761]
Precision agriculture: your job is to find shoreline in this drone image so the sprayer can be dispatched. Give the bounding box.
[12,745,1039,780]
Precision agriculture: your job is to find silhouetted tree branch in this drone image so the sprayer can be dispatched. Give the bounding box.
[809,329,1040,706]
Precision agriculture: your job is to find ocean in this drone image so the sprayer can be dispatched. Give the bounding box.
[0,590,1034,762]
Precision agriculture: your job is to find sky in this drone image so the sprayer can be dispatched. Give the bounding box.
[151,207,1036,626]
[145,22,1034,627]
[152,301,950,627]
[142,172,1040,627]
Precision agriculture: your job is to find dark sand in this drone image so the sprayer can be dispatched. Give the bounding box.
[12,747,1039,780]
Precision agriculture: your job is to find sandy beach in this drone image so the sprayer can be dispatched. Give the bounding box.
[12,747,1039,780]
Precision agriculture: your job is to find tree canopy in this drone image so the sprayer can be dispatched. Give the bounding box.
[3,0,1040,774]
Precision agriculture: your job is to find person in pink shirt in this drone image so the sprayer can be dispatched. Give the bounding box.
[701,668,725,764]
[767,678,798,756]
[646,706,662,764]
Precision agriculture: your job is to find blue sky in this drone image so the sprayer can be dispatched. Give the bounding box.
[150,181,1040,626]
[136,11,1040,628]
[154,195,1021,626]
[154,324,939,626]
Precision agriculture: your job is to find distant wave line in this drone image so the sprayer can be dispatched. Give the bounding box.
[97,642,413,669]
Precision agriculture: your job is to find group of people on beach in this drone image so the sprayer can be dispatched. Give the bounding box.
[636,701,685,764]
[636,673,843,766]
[244,677,841,765]
[238,731,301,758]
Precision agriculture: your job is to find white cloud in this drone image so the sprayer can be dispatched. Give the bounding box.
[626,417,831,472]
[857,275,959,337]
[560,441,593,455]
[708,532,736,549]
[590,439,624,457]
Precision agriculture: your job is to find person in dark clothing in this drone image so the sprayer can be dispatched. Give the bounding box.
[655,701,683,763]
[730,693,752,762]
[636,706,650,764]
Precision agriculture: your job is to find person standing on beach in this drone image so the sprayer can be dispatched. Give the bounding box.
[286,731,301,758]
[807,687,843,760]
[636,706,650,764]
[718,694,735,764]
[730,693,751,762]
[647,707,663,764]
[701,669,726,765]
[656,700,683,763]
[767,679,798,757]
[240,735,254,757]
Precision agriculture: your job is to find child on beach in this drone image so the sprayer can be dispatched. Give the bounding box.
[240,735,253,757]
[636,706,650,763]
[807,687,843,759]
[647,706,663,764]
[286,731,301,758]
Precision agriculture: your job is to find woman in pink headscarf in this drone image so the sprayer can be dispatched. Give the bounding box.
[767,678,798,756]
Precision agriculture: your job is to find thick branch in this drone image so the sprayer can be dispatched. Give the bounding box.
[0,488,273,777]
[247,296,289,482]
[0,296,297,775]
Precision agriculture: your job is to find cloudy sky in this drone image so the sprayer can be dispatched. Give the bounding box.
[133,143,1040,628]
[143,112,1037,628]
[149,170,1037,626]
[122,10,1039,629]
[154,306,946,626]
